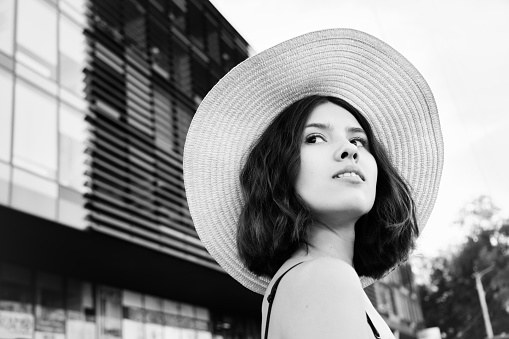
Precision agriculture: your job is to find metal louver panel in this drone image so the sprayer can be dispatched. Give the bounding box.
[83,0,249,272]
[85,0,247,270]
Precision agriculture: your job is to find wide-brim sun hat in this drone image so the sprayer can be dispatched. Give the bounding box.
[183,28,444,295]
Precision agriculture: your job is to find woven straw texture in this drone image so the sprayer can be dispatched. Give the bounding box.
[183,28,444,295]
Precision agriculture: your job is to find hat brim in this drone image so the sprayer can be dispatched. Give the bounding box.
[183,28,443,294]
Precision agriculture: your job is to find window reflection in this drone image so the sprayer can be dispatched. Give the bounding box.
[13,80,58,179]
[66,278,96,339]
[0,67,13,162]
[58,186,86,229]
[16,0,57,79]
[0,161,10,205]
[59,14,86,95]
[144,295,163,339]
[60,0,87,26]
[17,62,58,96]
[61,0,86,13]
[59,104,86,192]
[187,1,204,50]
[11,168,57,220]
[35,272,65,336]
[172,39,191,95]
[66,278,94,315]
[0,263,33,314]
[122,290,144,339]
[153,86,174,151]
[97,286,122,339]
[170,0,187,33]
[0,0,15,55]
[60,87,87,112]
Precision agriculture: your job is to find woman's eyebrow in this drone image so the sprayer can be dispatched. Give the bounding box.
[347,126,366,134]
[304,122,333,130]
[305,123,366,135]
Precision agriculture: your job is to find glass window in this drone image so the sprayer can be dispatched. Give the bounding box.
[17,62,58,96]
[125,0,147,55]
[0,263,33,313]
[196,307,211,339]
[180,303,196,339]
[0,50,13,70]
[0,263,35,338]
[0,0,15,55]
[187,1,204,50]
[171,40,191,95]
[162,299,182,339]
[67,279,93,315]
[60,87,87,112]
[11,168,57,220]
[164,325,182,339]
[35,272,65,337]
[0,161,10,205]
[170,0,187,33]
[60,0,87,26]
[0,67,13,162]
[197,331,212,339]
[66,314,96,339]
[181,327,197,339]
[58,186,86,229]
[66,279,96,339]
[122,290,143,339]
[98,286,122,339]
[220,35,236,71]
[61,0,86,14]
[16,0,57,79]
[205,17,220,65]
[191,56,209,99]
[59,104,86,191]
[174,103,192,155]
[59,14,86,95]
[145,295,163,339]
[153,87,174,151]
[13,80,57,179]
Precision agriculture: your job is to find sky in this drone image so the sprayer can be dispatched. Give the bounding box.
[209,0,509,257]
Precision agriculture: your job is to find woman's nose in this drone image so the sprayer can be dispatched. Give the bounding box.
[334,142,359,162]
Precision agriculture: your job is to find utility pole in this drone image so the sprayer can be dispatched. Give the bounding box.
[473,265,494,339]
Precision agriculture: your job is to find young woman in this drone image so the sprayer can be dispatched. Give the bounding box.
[183,29,444,338]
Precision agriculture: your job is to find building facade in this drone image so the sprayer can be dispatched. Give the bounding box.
[0,0,259,338]
[0,0,424,338]
[366,263,425,338]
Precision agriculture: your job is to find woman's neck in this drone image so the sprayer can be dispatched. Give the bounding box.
[293,220,356,267]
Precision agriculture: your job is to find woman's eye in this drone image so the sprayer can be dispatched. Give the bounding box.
[305,134,326,144]
[350,137,367,147]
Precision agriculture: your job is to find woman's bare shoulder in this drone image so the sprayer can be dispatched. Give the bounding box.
[297,257,363,288]
[268,257,371,338]
[283,257,365,305]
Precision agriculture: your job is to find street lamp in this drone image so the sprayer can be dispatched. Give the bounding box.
[473,265,495,339]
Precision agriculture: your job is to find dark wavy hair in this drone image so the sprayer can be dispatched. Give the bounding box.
[237,95,418,279]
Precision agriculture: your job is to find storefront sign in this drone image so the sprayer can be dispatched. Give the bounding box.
[0,310,34,339]
[36,306,66,333]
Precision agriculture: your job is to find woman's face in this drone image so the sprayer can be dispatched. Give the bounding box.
[294,102,378,225]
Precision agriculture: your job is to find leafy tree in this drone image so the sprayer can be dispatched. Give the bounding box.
[418,196,509,339]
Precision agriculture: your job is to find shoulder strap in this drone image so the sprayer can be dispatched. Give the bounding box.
[367,313,381,339]
[264,262,304,339]
[264,261,382,339]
